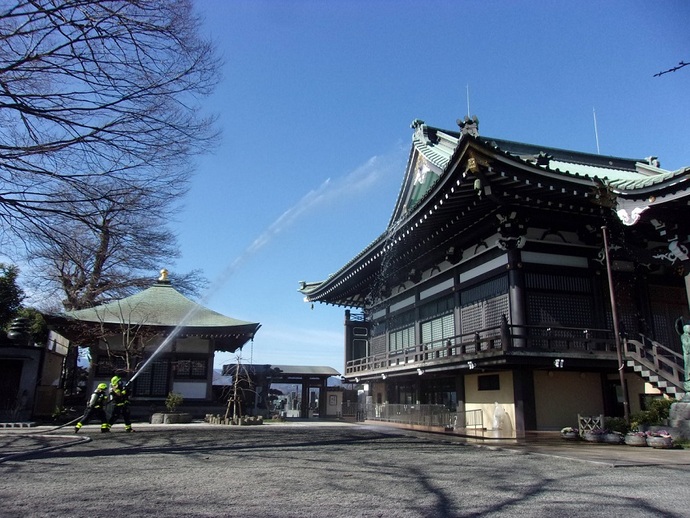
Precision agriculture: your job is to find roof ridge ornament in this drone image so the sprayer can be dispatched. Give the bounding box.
[159,268,170,283]
[535,151,552,167]
[457,115,479,137]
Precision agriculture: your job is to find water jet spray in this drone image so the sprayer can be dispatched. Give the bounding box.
[127,154,393,383]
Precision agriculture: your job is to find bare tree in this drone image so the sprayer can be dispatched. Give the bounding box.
[24,190,207,310]
[224,355,255,424]
[0,0,220,248]
[95,299,165,376]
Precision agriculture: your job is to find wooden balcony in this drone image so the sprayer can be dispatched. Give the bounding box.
[345,324,618,376]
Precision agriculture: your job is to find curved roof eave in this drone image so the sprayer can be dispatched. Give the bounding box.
[610,166,690,195]
[299,122,690,305]
[54,282,260,335]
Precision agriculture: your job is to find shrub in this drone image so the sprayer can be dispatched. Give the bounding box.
[604,416,629,434]
[630,397,673,429]
[165,392,184,412]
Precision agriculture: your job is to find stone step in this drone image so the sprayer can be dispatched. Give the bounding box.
[626,356,683,398]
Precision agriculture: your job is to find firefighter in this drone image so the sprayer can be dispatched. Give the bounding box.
[75,383,110,433]
[108,375,134,432]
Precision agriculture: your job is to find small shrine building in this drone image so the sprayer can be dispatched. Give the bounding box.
[49,270,261,408]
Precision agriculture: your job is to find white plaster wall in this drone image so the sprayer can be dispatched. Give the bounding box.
[172,381,208,399]
[464,371,515,432]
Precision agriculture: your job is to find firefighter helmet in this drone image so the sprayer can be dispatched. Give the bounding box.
[97,383,108,391]
[111,375,122,386]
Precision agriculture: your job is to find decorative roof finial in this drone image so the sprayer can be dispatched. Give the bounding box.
[457,115,479,137]
[159,269,169,282]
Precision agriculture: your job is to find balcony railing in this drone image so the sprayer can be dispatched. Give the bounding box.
[346,323,616,375]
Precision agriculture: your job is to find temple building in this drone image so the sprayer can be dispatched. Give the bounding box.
[299,117,690,437]
[49,270,261,410]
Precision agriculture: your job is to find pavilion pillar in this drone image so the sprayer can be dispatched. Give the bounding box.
[318,378,327,417]
[300,380,310,418]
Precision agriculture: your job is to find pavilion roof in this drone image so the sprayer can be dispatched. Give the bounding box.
[50,273,261,351]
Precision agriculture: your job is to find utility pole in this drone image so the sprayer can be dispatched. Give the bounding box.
[602,225,630,424]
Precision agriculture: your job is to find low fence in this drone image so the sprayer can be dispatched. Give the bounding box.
[343,403,486,433]
[366,403,454,428]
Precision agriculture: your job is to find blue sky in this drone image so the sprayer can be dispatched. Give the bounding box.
[173,0,689,372]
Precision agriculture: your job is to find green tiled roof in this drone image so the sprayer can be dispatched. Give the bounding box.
[410,122,686,192]
[64,281,259,331]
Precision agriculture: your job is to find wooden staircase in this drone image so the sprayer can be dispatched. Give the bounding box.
[624,335,685,399]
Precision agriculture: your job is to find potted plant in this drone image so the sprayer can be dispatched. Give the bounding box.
[150,392,192,424]
[602,430,624,444]
[165,391,184,413]
[624,430,648,447]
[560,426,579,440]
[646,430,674,449]
[583,428,606,442]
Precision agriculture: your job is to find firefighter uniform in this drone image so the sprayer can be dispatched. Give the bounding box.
[108,376,134,432]
[75,383,110,433]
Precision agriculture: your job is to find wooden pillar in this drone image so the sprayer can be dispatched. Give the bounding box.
[455,374,466,428]
[318,378,327,417]
[512,368,535,437]
[507,248,527,347]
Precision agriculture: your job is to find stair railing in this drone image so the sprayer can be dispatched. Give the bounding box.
[624,334,684,394]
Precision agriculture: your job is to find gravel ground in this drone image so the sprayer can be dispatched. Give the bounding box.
[1,422,689,517]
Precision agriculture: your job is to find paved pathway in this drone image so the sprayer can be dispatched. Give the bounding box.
[1,421,689,517]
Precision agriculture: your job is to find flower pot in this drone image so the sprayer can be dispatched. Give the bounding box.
[624,434,647,447]
[583,431,604,443]
[150,412,193,424]
[561,432,579,441]
[646,436,673,449]
[603,433,623,444]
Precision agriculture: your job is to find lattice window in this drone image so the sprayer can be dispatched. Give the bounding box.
[525,272,591,293]
[527,293,593,327]
[370,334,386,357]
[133,359,169,397]
[649,285,687,352]
[174,358,207,380]
[422,313,455,358]
[460,303,484,336]
[460,294,509,336]
[389,326,415,352]
[606,274,639,337]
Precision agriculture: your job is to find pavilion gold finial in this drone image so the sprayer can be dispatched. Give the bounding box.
[159,269,169,282]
